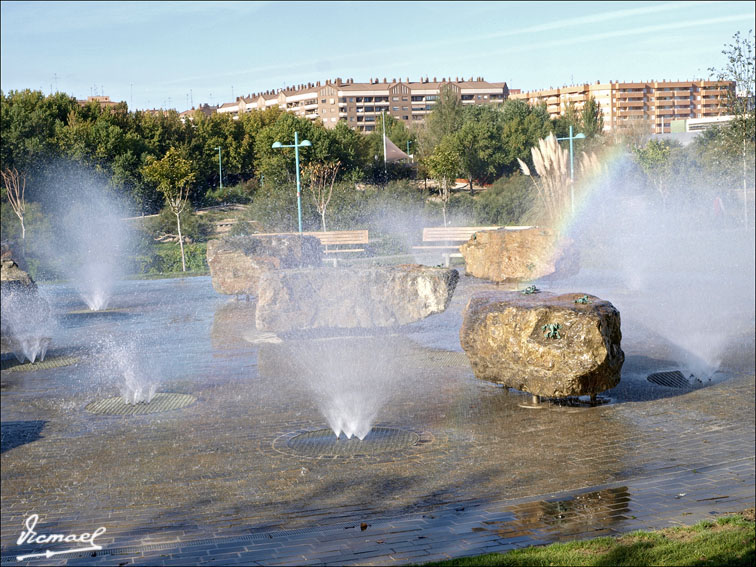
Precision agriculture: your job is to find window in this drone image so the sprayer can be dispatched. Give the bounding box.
[402,115,408,120]
[364,97,373,102]
[411,96,424,101]
[426,95,438,101]
[392,96,399,101]
[392,106,399,111]
[365,106,374,112]
[331,117,337,122]
[356,97,363,103]
[357,116,363,122]
[349,97,355,102]
[402,97,408,101]
[365,116,375,122]
[321,99,326,103]
[402,106,408,111]
[349,117,354,121]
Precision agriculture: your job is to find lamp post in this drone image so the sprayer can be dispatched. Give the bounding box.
[407,140,412,160]
[556,125,586,214]
[214,146,223,189]
[272,131,311,234]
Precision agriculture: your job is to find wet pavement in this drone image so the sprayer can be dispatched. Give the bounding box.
[1,274,754,565]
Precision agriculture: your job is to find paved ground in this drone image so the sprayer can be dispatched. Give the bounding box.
[1,274,754,565]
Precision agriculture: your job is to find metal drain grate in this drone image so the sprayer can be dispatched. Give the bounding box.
[1,356,80,373]
[647,370,691,389]
[85,393,196,415]
[66,307,128,315]
[287,427,419,457]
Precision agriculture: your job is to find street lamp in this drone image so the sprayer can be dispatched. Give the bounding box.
[272,131,311,234]
[556,125,586,214]
[214,146,223,189]
[406,140,412,160]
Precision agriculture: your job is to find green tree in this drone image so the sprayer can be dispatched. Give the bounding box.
[421,86,464,154]
[632,139,674,205]
[499,100,553,175]
[141,148,196,271]
[454,105,505,194]
[709,29,756,227]
[424,137,462,226]
[581,97,605,139]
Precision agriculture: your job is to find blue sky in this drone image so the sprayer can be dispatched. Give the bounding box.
[1,1,753,111]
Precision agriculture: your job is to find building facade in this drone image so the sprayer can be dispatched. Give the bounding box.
[511,80,734,134]
[216,77,509,132]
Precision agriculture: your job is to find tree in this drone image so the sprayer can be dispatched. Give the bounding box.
[632,139,673,206]
[581,97,605,139]
[303,160,340,232]
[1,167,27,240]
[709,29,756,227]
[422,86,464,153]
[141,148,196,271]
[425,137,462,226]
[452,105,506,195]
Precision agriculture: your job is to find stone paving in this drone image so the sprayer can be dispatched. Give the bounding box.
[1,274,754,566]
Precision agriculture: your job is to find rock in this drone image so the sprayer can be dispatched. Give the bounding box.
[460,291,623,398]
[206,234,323,296]
[255,264,459,333]
[460,227,579,282]
[1,249,52,361]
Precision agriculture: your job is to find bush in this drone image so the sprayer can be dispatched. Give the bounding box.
[134,242,208,274]
[474,174,534,226]
[145,206,213,242]
[204,179,257,205]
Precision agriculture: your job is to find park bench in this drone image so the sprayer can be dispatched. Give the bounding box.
[412,226,534,266]
[254,230,369,264]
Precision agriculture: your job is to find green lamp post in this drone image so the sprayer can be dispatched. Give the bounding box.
[272,131,311,234]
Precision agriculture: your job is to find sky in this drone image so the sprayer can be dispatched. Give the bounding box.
[1,1,753,111]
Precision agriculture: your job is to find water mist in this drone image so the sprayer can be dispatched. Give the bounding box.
[559,154,755,379]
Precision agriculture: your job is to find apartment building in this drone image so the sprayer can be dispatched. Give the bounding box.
[217,77,510,132]
[511,80,734,134]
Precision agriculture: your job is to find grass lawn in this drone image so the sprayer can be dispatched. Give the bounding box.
[424,510,755,566]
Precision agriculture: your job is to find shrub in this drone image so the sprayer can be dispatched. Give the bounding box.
[135,242,208,274]
[204,179,257,205]
[474,173,534,226]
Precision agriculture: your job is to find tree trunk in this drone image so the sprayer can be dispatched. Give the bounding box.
[176,212,186,272]
[442,178,448,227]
[320,210,327,233]
[469,178,475,197]
[18,214,25,240]
[744,138,748,229]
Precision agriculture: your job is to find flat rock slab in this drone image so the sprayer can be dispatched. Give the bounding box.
[206,235,322,295]
[256,264,459,333]
[460,227,579,283]
[460,291,623,398]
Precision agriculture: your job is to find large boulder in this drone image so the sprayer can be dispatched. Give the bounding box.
[256,264,459,333]
[206,234,322,296]
[460,291,623,398]
[1,246,52,361]
[460,227,579,283]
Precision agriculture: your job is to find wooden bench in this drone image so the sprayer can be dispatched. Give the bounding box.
[412,226,534,266]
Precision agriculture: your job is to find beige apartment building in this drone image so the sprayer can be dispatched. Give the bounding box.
[511,80,734,134]
[216,77,510,132]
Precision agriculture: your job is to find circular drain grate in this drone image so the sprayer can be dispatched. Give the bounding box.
[85,393,196,415]
[286,427,419,457]
[2,356,80,373]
